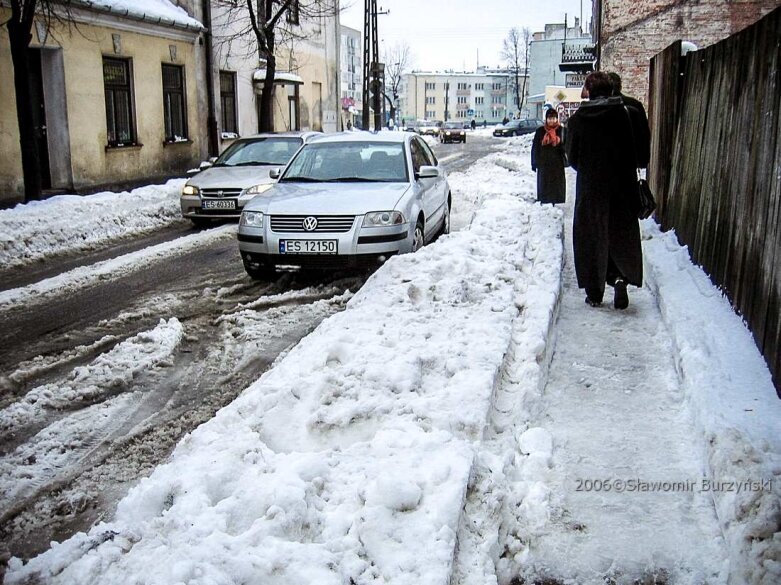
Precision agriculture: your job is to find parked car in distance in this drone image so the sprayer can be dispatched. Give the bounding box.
[417,120,440,137]
[493,119,543,137]
[180,132,320,225]
[238,132,451,278]
[440,122,466,143]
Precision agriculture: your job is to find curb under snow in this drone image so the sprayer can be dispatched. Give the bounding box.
[641,221,781,585]
[6,193,564,583]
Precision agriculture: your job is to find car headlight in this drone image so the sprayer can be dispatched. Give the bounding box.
[363,211,404,227]
[241,183,273,197]
[240,211,264,227]
[445,131,451,135]
[182,184,200,196]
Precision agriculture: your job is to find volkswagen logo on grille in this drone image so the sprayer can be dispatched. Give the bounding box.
[303,216,318,232]
[216,190,224,197]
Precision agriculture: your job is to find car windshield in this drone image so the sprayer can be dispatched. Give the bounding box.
[507,120,521,127]
[443,123,461,129]
[214,137,303,166]
[281,141,408,183]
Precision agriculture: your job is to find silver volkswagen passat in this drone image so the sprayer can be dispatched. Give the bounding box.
[237,132,451,278]
[180,132,320,225]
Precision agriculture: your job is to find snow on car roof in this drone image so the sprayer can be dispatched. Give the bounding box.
[310,131,411,144]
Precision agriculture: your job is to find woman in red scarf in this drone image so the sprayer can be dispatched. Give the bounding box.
[531,108,567,204]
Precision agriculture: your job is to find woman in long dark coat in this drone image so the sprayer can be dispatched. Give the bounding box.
[531,108,566,204]
[566,71,642,309]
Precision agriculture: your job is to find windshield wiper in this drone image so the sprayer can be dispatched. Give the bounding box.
[234,161,278,167]
[279,176,321,182]
[323,177,378,182]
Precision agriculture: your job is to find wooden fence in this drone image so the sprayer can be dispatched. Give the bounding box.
[648,7,781,396]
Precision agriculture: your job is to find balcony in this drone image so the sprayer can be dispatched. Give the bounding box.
[559,43,596,72]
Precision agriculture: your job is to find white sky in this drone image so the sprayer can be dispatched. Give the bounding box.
[339,0,593,71]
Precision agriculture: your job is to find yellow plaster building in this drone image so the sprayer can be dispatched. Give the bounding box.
[0,3,204,204]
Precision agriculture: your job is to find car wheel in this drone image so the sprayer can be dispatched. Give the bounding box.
[412,220,425,252]
[462,137,466,143]
[440,198,451,237]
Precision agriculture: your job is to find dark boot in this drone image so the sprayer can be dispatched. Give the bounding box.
[614,278,629,310]
[585,287,603,307]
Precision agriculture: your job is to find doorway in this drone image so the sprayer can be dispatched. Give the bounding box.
[27,48,51,190]
[28,47,72,193]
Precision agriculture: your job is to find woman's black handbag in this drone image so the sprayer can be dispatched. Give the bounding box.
[637,177,656,219]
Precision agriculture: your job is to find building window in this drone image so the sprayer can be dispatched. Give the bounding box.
[425,82,435,90]
[425,110,436,118]
[475,96,484,105]
[457,96,467,104]
[492,82,503,90]
[162,63,187,142]
[103,57,136,147]
[219,70,237,135]
[457,82,470,90]
[286,0,299,24]
[475,83,484,90]
[426,96,436,105]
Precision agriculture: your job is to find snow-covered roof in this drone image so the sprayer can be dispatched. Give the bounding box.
[253,69,305,85]
[73,0,204,32]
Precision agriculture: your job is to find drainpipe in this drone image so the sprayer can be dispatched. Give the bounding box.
[595,0,603,71]
[202,0,219,156]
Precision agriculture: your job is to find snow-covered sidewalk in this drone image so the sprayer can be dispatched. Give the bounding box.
[510,189,727,583]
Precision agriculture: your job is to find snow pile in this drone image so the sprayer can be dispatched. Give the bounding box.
[0,179,186,271]
[0,319,183,513]
[447,135,536,231]
[642,221,781,584]
[7,174,564,583]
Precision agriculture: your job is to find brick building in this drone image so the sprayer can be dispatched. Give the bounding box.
[592,0,780,104]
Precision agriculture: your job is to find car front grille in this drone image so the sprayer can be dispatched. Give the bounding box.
[201,188,243,198]
[270,215,355,233]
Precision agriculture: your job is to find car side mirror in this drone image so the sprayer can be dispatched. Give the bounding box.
[416,165,439,179]
[269,168,281,179]
[208,156,218,163]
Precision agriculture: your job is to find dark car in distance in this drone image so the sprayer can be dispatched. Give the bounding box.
[492,119,542,137]
[440,122,466,143]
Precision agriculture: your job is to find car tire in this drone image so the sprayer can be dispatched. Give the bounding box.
[439,198,451,238]
[462,137,466,143]
[412,219,425,252]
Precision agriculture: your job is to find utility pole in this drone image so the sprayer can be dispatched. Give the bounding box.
[362,0,388,131]
[444,82,450,122]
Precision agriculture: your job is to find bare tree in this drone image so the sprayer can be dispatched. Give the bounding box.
[3,0,72,202]
[213,0,338,132]
[501,27,531,115]
[380,42,413,124]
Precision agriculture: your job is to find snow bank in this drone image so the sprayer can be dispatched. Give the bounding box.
[6,158,564,584]
[0,179,185,271]
[642,221,781,584]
